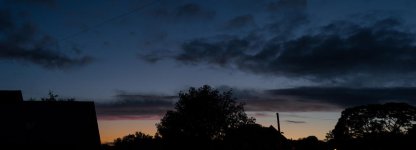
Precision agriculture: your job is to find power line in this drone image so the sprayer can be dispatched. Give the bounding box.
[59,0,161,42]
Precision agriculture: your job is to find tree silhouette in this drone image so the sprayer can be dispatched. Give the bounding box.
[41,91,59,101]
[156,85,255,149]
[38,91,75,101]
[112,132,161,150]
[329,103,416,150]
[331,103,416,140]
[291,136,327,150]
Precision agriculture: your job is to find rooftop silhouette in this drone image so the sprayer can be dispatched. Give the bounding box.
[0,90,101,149]
[0,90,23,104]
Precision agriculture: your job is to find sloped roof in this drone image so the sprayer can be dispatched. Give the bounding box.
[0,92,101,149]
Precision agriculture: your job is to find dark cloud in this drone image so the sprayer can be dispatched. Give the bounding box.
[98,86,416,119]
[253,18,415,80]
[267,87,416,107]
[150,17,416,85]
[176,3,215,19]
[6,0,56,7]
[265,13,309,39]
[255,0,310,41]
[97,115,162,121]
[286,120,307,124]
[242,96,339,112]
[217,85,341,112]
[176,38,250,67]
[141,0,309,66]
[95,92,177,120]
[251,112,273,118]
[266,0,307,12]
[0,10,93,69]
[224,86,416,112]
[150,3,215,20]
[265,0,309,37]
[224,15,256,30]
[176,4,198,16]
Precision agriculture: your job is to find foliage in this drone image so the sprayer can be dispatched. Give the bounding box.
[326,103,416,150]
[156,85,255,143]
[291,136,327,150]
[38,91,75,101]
[330,103,416,140]
[41,91,59,101]
[408,124,416,137]
[112,132,161,150]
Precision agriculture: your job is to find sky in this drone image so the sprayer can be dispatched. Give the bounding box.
[2,0,416,143]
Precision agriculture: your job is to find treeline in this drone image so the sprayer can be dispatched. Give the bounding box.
[103,131,331,150]
[102,85,416,150]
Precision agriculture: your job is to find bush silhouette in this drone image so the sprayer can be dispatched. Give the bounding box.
[223,124,288,150]
[112,132,161,150]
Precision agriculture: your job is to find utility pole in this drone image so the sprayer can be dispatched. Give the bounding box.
[276,112,281,133]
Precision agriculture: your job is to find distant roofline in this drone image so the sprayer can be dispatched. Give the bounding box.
[0,90,23,104]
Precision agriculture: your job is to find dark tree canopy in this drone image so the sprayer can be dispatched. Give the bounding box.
[112,132,161,150]
[331,103,416,140]
[156,85,255,143]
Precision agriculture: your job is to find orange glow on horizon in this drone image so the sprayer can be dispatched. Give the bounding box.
[98,111,340,143]
[98,119,159,143]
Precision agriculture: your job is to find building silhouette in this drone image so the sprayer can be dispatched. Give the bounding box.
[0,90,101,149]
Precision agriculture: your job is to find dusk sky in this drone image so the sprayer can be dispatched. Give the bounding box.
[2,0,416,143]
